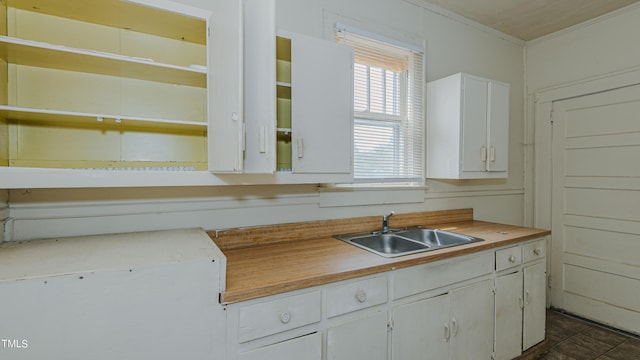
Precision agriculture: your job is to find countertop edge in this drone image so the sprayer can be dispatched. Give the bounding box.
[220,220,550,304]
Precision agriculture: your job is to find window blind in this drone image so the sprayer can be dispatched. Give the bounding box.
[337,28,424,183]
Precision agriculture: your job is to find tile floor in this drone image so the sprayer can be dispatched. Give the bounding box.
[517,309,640,360]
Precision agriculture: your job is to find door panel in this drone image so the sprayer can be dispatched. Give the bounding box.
[551,84,640,334]
[461,76,488,172]
[392,293,450,360]
[449,279,494,360]
[487,81,509,172]
[495,272,523,360]
[290,32,352,174]
[523,262,546,349]
[326,310,388,360]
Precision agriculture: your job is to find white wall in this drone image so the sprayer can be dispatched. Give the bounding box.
[3,0,526,242]
[525,3,640,227]
[526,3,640,93]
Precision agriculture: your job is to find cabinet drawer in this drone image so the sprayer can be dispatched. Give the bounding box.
[238,291,321,343]
[393,252,493,300]
[326,276,388,318]
[495,245,522,271]
[522,239,545,263]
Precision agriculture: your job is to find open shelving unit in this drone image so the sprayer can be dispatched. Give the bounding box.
[0,0,209,171]
[275,36,292,171]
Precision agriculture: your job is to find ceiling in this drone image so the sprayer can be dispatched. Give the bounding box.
[421,0,640,41]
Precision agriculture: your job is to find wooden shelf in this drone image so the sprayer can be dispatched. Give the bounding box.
[6,0,207,45]
[0,105,207,132]
[0,36,206,87]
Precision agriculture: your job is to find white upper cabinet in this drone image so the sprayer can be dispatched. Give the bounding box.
[0,0,244,188]
[426,73,509,179]
[237,0,353,183]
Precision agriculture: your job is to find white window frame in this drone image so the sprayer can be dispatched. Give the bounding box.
[336,23,425,185]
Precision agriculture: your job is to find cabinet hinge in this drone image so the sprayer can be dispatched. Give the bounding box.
[387,319,394,332]
[492,286,497,295]
[547,275,552,289]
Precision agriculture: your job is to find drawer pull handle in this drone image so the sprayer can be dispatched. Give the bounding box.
[355,289,367,303]
[525,291,531,305]
[280,312,291,324]
[534,248,542,256]
[518,296,524,309]
[452,318,459,337]
[509,255,517,263]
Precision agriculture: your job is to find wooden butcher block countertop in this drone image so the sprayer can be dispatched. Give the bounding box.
[209,209,550,304]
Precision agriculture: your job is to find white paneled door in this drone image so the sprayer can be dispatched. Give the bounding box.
[551,84,640,334]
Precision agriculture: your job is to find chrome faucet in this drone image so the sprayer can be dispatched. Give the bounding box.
[381,211,395,233]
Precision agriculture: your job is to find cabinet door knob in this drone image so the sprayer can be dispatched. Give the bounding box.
[355,289,367,303]
[280,311,291,324]
[509,255,517,263]
[534,248,542,256]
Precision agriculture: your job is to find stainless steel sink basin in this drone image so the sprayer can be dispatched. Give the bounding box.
[398,228,481,247]
[334,227,483,257]
[349,234,430,257]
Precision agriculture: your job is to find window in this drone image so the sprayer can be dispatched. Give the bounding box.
[336,25,424,184]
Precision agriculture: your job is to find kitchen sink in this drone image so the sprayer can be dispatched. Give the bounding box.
[349,234,431,257]
[334,227,483,258]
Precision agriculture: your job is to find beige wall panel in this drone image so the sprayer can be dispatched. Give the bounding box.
[565,100,640,138]
[1,59,7,105]
[15,9,205,68]
[564,188,640,222]
[0,118,8,165]
[565,226,640,266]
[16,122,120,161]
[565,145,640,177]
[120,30,205,68]
[120,78,206,122]
[1,3,6,36]
[14,9,120,54]
[15,66,120,114]
[564,264,640,313]
[121,130,206,162]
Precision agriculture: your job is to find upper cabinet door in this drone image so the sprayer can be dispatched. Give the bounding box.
[290,32,353,174]
[487,80,509,172]
[461,76,489,173]
[208,0,244,173]
[242,0,277,174]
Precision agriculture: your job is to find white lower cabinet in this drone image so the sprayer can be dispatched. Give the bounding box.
[523,261,546,349]
[494,238,547,360]
[226,290,322,360]
[326,310,389,360]
[226,242,546,360]
[392,279,494,360]
[392,293,450,359]
[238,332,321,360]
[325,275,389,359]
